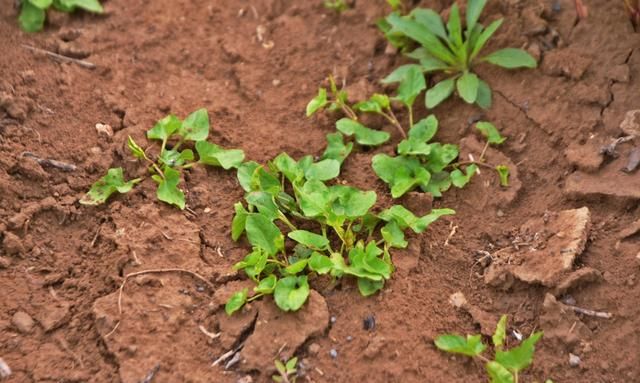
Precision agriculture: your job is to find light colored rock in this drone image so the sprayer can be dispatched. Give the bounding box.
[11,311,35,334]
[620,109,640,136]
[0,358,11,379]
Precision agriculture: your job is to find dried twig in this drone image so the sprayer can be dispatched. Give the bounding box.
[198,325,221,340]
[21,44,96,69]
[140,364,160,383]
[444,224,458,246]
[568,305,612,319]
[21,152,77,172]
[104,268,215,338]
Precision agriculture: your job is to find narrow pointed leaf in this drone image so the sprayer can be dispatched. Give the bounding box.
[426,77,456,109]
[483,48,537,69]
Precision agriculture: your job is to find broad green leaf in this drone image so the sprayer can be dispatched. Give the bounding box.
[29,0,53,9]
[386,13,457,65]
[246,191,280,221]
[447,4,463,48]
[274,276,310,311]
[288,230,329,250]
[483,48,537,69]
[476,121,506,144]
[411,8,447,40]
[237,161,261,192]
[273,152,301,182]
[457,72,479,104]
[322,132,353,165]
[127,136,145,159]
[409,115,438,142]
[308,252,333,274]
[231,202,248,241]
[470,18,504,60]
[476,79,493,109]
[426,77,456,109]
[328,186,377,219]
[225,289,248,315]
[434,334,486,357]
[379,205,454,233]
[233,248,268,280]
[372,154,430,198]
[61,0,103,12]
[305,159,340,181]
[253,167,281,195]
[493,315,508,350]
[405,48,450,72]
[296,180,330,218]
[413,208,455,232]
[255,275,277,294]
[425,143,459,173]
[285,357,298,372]
[421,171,452,197]
[395,65,426,108]
[158,148,194,167]
[147,115,181,141]
[451,164,478,188]
[284,259,309,275]
[486,361,515,383]
[156,166,185,209]
[495,332,543,372]
[80,168,140,205]
[397,138,432,156]
[196,141,245,169]
[466,0,487,32]
[306,88,328,116]
[496,165,510,186]
[382,64,423,84]
[19,2,46,33]
[245,213,284,255]
[357,278,384,296]
[381,221,408,248]
[178,108,210,141]
[336,118,390,146]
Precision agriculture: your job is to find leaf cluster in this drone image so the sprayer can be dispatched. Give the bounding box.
[272,357,298,383]
[225,143,454,314]
[435,315,544,383]
[19,0,103,32]
[81,109,244,209]
[372,114,477,198]
[379,0,537,109]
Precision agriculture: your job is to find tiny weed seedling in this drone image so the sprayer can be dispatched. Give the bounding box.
[380,0,537,109]
[435,315,544,383]
[18,0,103,33]
[272,357,298,383]
[323,0,348,13]
[225,141,454,314]
[373,118,511,198]
[81,108,244,209]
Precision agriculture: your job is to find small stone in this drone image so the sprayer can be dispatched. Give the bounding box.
[308,343,320,356]
[496,209,505,217]
[569,353,581,367]
[272,79,281,86]
[620,109,640,137]
[363,315,375,331]
[330,316,337,324]
[95,123,113,138]
[0,358,11,379]
[236,375,253,383]
[561,295,576,306]
[329,349,338,359]
[11,311,35,334]
[346,336,353,342]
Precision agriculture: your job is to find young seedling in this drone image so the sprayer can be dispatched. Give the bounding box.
[435,315,544,383]
[372,114,478,198]
[307,75,395,141]
[225,145,454,314]
[272,357,298,383]
[81,108,244,209]
[18,0,103,33]
[380,0,537,109]
[323,0,348,13]
[473,121,511,187]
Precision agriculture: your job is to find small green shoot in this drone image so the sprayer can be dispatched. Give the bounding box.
[380,0,537,109]
[81,109,244,209]
[18,0,103,32]
[272,357,298,383]
[226,145,454,312]
[323,0,348,13]
[435,315,544,383]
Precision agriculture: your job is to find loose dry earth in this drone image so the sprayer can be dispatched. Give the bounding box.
[1,0,639,382]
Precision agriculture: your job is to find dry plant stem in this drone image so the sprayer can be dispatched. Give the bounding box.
[568,305,612,319]
[21,44,96,69]
[104,268,215,338]
[451,160,496,171]
[383,108,407,138]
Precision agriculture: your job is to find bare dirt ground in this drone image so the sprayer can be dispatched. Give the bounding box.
[1,0,639,382]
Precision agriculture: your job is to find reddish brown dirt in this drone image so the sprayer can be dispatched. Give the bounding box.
[1,0,639,382]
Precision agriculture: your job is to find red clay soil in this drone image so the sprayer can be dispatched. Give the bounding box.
[1,0,640,382]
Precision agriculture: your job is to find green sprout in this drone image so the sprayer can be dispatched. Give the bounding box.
[81,109,244,209]
[18,0,103,33]
[435,315,544,383]
[272,357,298,383]
[380,0,537,109]
[323,0,348,13]
[224,136,454,314]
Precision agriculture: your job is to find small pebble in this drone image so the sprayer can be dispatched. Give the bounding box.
[363,315,375,331]
[330,316,337,324]
[569,353,581,367]
[346,336,353,342]
[0,358,11,379]
[562,295,576,306]
[196,286,205,292]
[308,343,320,356]
[329,349,338,359]
[552,0,562,12]
[272,79,281,86]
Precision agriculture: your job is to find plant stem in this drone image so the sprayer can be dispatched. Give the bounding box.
[247,293,264,302]
[408,105,414,129]
[479,141,490,162]
[278,213,298,232]
[448,160,496,171]
[266,259,287,267]
[380,110,406,138]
